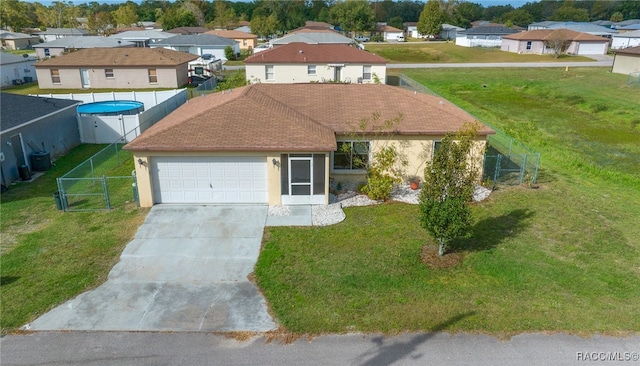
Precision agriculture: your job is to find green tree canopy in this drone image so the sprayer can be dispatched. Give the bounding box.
[112,2,139,27]
[418,122,480,256]
[330,0,376,36]
[417,0,444,37]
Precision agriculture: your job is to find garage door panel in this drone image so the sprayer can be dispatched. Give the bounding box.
[152,157,268,204]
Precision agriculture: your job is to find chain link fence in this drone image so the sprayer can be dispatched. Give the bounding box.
[398,74,540,185]
[56,140,137,212]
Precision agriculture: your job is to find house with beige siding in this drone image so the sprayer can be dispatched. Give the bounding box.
[501,29,610,55]
[612,46,640,75]
[244,42,386,84]
[34,48,198,89]
[205,29,258,51]
[0,30,40,50]
[123,83,493,207]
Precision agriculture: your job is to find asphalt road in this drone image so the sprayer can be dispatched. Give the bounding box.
[2,331,638,365]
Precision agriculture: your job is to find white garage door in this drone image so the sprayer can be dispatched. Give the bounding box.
[577,43,605,55]
[152,156,268,204]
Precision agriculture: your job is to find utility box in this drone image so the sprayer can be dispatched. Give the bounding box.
[30,151,52,171]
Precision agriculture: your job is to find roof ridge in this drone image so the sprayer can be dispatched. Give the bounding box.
[244,85,335,141]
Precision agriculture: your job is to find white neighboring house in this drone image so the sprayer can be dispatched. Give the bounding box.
[35,28,90,43]
[0,52,37,87]
[110,30,174,48]
[375,23,404,42]
[32,36,135,59]
[611,30,640,50]
[404,23,463,40]
[456,26,521,47]
[243,42,386,84]
[150,34,239,62]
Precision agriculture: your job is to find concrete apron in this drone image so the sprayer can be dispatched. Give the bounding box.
[26,205,277,332]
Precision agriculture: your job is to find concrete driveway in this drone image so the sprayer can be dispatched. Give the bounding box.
[26,205,277,332]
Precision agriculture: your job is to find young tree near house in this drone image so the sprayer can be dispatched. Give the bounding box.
[418,122,481,257]
[417,0,444,38]
[544,30,572,58]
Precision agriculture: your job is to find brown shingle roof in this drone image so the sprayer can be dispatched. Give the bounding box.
[124,84,493,153]
[34,48,198,68]
[244,42,386,64]
[615,45,640,55]
[503,29,609,42]
[205,29,257,39]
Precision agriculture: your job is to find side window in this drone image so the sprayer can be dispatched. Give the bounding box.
[148,69,157,83]
[363,65,372,80]
[265,65,274,80]
[51,69,60,83]
[333,141,370,170]
[105,69,114,78]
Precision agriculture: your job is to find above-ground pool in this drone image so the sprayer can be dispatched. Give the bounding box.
[77,100,144,116]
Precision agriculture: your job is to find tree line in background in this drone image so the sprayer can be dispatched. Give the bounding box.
[1,0,639,38]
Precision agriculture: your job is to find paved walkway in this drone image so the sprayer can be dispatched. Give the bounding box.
[26,205,277,332]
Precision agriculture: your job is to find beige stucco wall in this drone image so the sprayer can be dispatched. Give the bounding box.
[238,37,257,50]
[331,135,488,186]
[35,65,188,89]
[245,63,386,84]
[612,54,640,74]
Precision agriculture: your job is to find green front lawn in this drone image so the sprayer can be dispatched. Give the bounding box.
[255,67,640,335]
[364,43,594,63]
[0,145,147,333]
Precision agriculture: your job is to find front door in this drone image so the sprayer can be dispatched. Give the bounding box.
[80,69,90,88]
[334,66,342,82]
[288,155,312,204]
[281,154,326,205]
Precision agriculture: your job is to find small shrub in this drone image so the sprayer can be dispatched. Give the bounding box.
[371,35,383,42]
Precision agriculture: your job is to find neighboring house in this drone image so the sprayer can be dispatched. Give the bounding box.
[611,30,640,50]
[123,83,494,207]
[110,30,174,47]
[501,29,610,55]
[205,29,258,51]
[32,36,135,59]
[243,42,386,84]
[611,46,640,75]
[270,31,355,47]
[167,27,210,35]
[0,52,37,87]
[35,28,90,42]
[34,48,198,89]
[374,23,404,42]
[149,34,239,62]
[611,19,640,30]
[456,26,521,47]
[529,22,617,38]
[0,93,81,186]
[234,25,252,34]
[0,30,40,50]
[617,24,640,32]
[404,22,462,40]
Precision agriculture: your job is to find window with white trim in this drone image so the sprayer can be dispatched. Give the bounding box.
[148,69,157,83]
[265,65,274,80]
[105,68,114,78]
[307,65,316,75]
[50,69,60,83]
[333,141,370,170]
[526,41,532,50]
[363,65,372,80]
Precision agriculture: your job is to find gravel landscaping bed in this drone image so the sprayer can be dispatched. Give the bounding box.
[269,184,492,227]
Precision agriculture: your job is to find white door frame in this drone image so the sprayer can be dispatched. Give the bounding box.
[80,69,90,88]
[281,154,325,205]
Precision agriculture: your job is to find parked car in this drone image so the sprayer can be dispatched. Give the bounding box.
[188,75,209,87]
[396,35,405,42]
[354,35,370,42]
